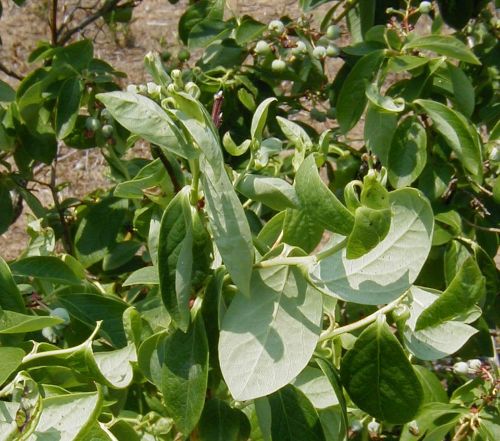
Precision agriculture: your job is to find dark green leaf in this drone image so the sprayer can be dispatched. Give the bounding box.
[198,399,250,441]
[337,50,385,133]
[268,385,326,441]
[283,209,324,253]
[404,35,480,65]
[340,316,423,423]
[0,347,24,385]
[0,256,26,313]
[0,309,64,334]
[10,256,81,285]
[55,78,82,140]
[388,116,427,188]
[364,104,397,165]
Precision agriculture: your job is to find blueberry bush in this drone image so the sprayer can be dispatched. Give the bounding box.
[0,0,498,440]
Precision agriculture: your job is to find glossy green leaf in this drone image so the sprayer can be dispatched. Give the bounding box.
[346,207,392,259]
[122,266,159,286]
[56,292,128,347]
[0,310,64,334]
[295,155,354,236]
[198,399,250,441]
[340,316,423,424]
[55,78,82,140]
[337,50,385,133]
[311,188,434,304]
[364,104,398,165]
[96,91,197,159]
[235,15,266,44]
[388,116,427,188]
[251,97,276,144]
[387,55,429,73]
[219,266,322,401]
[10,256,81,285]
[404,35,480,65]
[237,175,299,211]
[74,197,128,268]
[365,83,405,113]
[158,187,193,331]
[0,347,24,385]
[27,391,102,440]
[268,385,326,441]
[0,256,26,313]
[403,286,478,360]
[416,257,485,330]
[0,79,15,102]
[414,365,448,404]
[152,315,208,435]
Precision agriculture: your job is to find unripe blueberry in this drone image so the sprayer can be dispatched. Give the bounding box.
[51,307,70,324]
[42,326,57,343]
[178,48,190,62]
[326,44,340,57]
[326,24,341,40]
[160,50,171,62]
[271,59,286,73]
[350,420,363,432]
[310,107,327,122]
[467,359,482,371]
[326,107,337,119]
[85,117,101,131]
[138,84,148,94]
[368,420,380,434]
[100,108,113,123]
[292,40,307,55]
[268,19,285,35]
[255,40,271,55]
[101,124,114,138]
[453,361,469,375]
[313,45,327,59]
[419,1,432,14]
[489,146,500,162]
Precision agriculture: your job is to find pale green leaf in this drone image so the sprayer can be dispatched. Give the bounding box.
[0,310,64,334]
[251,97,277,143]
[237,175,299,211]
[219,266,322,401]
[292,367,338,409]
[0,347,24,385]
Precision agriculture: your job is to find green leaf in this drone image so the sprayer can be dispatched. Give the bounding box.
[364,104,398,165]
[56,292,128,347]
[0,347,24,385]
[403,34,480,65]
[158,187,193,331]
[10,256,81,285]
[0,309,64,334]
[387,55,429,73]
[403,286,478,360]
[237,175,299,211]
[74,197,128,268]
[93,344,136,389]
[96,92,197,159]
[0,256,26,313]
[268,385,326,441]
[346,207,392,259]
[198,399,250,441]
[416,257,485,330]
[414,365,448,404]
[251,98,277,144]
[219,266,322,401]
[235,15,266,44]
[388,116,427,188]
[152,315,208,435]
[311,188,434,304]
[340,316,423,424]
[283,209,324,254]
[0,79,15,102]
[28,391,102,440]
[114,159,172,200]
[295,155,354,236]
[0,186,13,235]
[55,78,82,140]
[292,367,338,409]
[337,50,385,133]
[276,117,313,171]
[365,83,405,113]
[122,266,159,286]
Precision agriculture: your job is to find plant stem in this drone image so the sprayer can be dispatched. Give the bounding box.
[51,0,59,45]
[254,255,315,269]
[152,145,181,193]
[319,293,408,342]
[50,161,73,255]
[315,237,348,261]
[333,0,360,25]
[189,159,200,205]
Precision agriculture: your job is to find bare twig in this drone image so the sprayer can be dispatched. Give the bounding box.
[50,157,73,255]
[51,0,59,45]
[151,145,182,193]
[0,62,23,81]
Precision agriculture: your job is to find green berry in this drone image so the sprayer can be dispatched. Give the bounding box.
[268,19,285,35]
[313,45,327,59]
[419,1,432,14]
[489,146,500,162]
[326,44,340,57]
[367,421,380,434]
[178,48,190,62]
[292,40,307,55]
[51,307,70,325]
[100,108,113,123]
[271,59,286,73]
[85,117,101,131]
[326,24,341,40]
[467,359,482,371]
[453,361,469,375]
[310,107,326,122]
[326,107,337,119]
[101,124,114,138]
[255,40,271,55]
[160,50,171,62]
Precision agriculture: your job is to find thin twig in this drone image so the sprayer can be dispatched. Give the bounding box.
[463,218,500,234]
[0,62,23,81]
[151,145,182,193]
[51,0,59,45]
[50,158,73,255]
